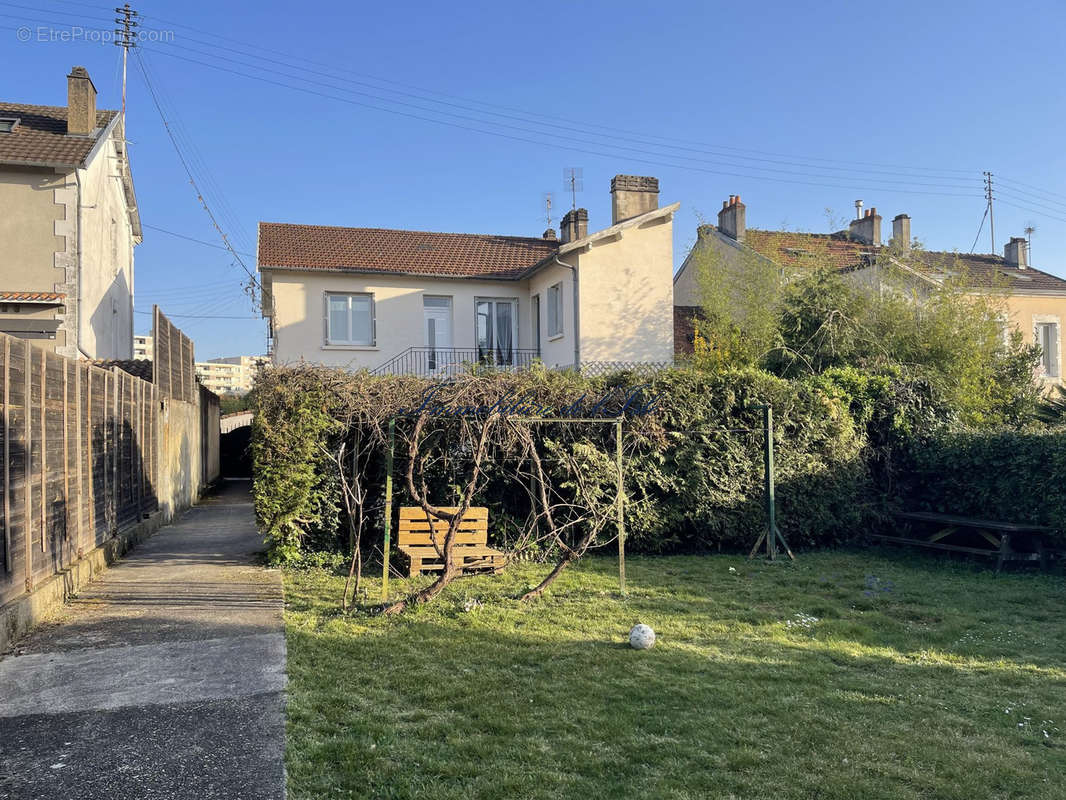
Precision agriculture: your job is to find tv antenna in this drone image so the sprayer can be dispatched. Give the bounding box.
[1025,223,1036,262]
[564,167,583,210]
[543,192,554,228]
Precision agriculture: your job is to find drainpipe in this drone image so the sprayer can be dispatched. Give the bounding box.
[74,167,87,359]
[552,254,580,369]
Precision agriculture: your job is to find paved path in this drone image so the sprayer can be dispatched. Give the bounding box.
[0,480,286,800]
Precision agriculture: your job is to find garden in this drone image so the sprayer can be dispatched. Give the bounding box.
[253,263,1066,798]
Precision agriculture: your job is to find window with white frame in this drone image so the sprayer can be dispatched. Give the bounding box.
[326,292,375,346]
[547,282,563,338]
[1035,321,1060,378]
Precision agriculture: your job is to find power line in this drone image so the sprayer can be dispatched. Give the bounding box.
[969,204,989,254]
[142,223,256,255]
[134,49,262,305]
[137,45,981,198]
[143,37,982,192]
[134,310,259,319]
[137,6,980,178]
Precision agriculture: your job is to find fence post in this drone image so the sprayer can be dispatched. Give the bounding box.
[2,337,9,574]
[616,417,626,595]
[39,352,46,552]
[23,343,31,591]
[381,417,395,603]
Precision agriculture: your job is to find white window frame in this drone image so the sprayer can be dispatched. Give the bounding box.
[324,291,376,347]
[547,282,563,339]
[1034,316,1060,379]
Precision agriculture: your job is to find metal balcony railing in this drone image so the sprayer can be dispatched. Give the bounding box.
[371,346,542,376]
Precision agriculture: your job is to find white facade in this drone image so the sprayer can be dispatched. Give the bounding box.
[263,203,679,372]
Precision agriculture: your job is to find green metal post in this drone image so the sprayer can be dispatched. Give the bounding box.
[381,418,395,602]
[616,418,626,595]
[764,405,776,560]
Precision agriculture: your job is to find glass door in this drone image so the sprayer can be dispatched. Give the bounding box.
[424,296,452,372]
[475,298,518,366]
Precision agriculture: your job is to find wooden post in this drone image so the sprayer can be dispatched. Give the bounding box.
[75,365,83,556]
[2,337,9,574]
[39,351,46,552]
[23,343,31,590]
[111,368,119,532]
[63,361,69,545]
[381,417,395,603]
[616,418,626,595]
[764,405,776,561]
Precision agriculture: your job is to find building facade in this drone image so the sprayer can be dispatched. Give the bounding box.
[674,196,1066,384]
[259,175,678,374]
[0,66,140,359]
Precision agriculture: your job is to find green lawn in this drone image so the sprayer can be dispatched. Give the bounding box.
[283,551,1066,799]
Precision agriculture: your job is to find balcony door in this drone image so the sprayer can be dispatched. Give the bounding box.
[475,298,518,366]
[424,296,452,371]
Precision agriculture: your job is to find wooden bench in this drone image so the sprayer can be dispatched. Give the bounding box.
[872,511,1055,572]
[396,506,505,577]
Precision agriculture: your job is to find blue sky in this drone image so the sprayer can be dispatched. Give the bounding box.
[6,0,1066,359]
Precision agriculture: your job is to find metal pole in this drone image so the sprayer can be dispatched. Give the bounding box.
[381,418,395,602]
[616,418,626,595]
[764,405,776,560]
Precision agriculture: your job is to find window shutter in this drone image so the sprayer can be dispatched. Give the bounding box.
[323,293,330,345]
[371,296,377,346]
[1052,324,1061,378]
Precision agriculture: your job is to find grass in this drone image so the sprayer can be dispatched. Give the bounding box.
[283,550,1066,799]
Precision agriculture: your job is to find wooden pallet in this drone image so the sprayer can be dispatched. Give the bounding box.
[396,506,505,577]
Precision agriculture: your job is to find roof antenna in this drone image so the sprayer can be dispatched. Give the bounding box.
[544,192,554,228]
[1025,223,1036,263]
[564,167,584,210]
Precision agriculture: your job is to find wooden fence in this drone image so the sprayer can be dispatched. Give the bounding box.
[0,334,159,607]
[152,305,195,403]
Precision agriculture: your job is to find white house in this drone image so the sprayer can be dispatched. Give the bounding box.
[258,175,679,374]
[0,66,140,359]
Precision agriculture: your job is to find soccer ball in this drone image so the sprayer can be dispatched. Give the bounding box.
[629,623,656,650]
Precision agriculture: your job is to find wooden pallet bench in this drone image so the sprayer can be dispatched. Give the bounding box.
[397,506,505,577]
[872,511,1055,572]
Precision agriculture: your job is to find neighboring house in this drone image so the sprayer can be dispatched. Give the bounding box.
[258,175,679,373]
[674,196,1066,383]
[0,66,141,359]
[133,332,152,360]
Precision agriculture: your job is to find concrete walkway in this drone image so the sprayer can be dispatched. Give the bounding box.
[0,480,286,800]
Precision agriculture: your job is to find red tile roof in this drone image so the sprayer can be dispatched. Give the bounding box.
[0,291,66,302]
[743,229,1066,294]
[258,222,559,279]
[0,102,117,167]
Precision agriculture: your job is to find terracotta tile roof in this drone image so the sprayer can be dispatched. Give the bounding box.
[743,229,1066,294]
[0,102,117,167]
[94,359,153,382]
[258,222,559,279]
[0,291,65,302]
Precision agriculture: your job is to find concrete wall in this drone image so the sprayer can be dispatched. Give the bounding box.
[574,213,675,363]
[157,389,220,520]
[0,166,65,291]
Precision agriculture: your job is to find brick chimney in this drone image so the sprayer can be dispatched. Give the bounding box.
[560,208,588,243]
[891,214,911,252]
[542,227,557,241]
[717,195,746,242]
[66,66,97,136]
[1004,236,1028,268]
[849,207,881,246]
[610,175,658,224]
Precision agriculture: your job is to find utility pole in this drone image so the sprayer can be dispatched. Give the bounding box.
[114,4,138,119]
[983,171,996,254]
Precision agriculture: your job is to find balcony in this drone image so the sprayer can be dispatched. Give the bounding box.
[371,347,542,376]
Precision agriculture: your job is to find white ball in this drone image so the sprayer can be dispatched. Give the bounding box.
[629,623,656,650]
